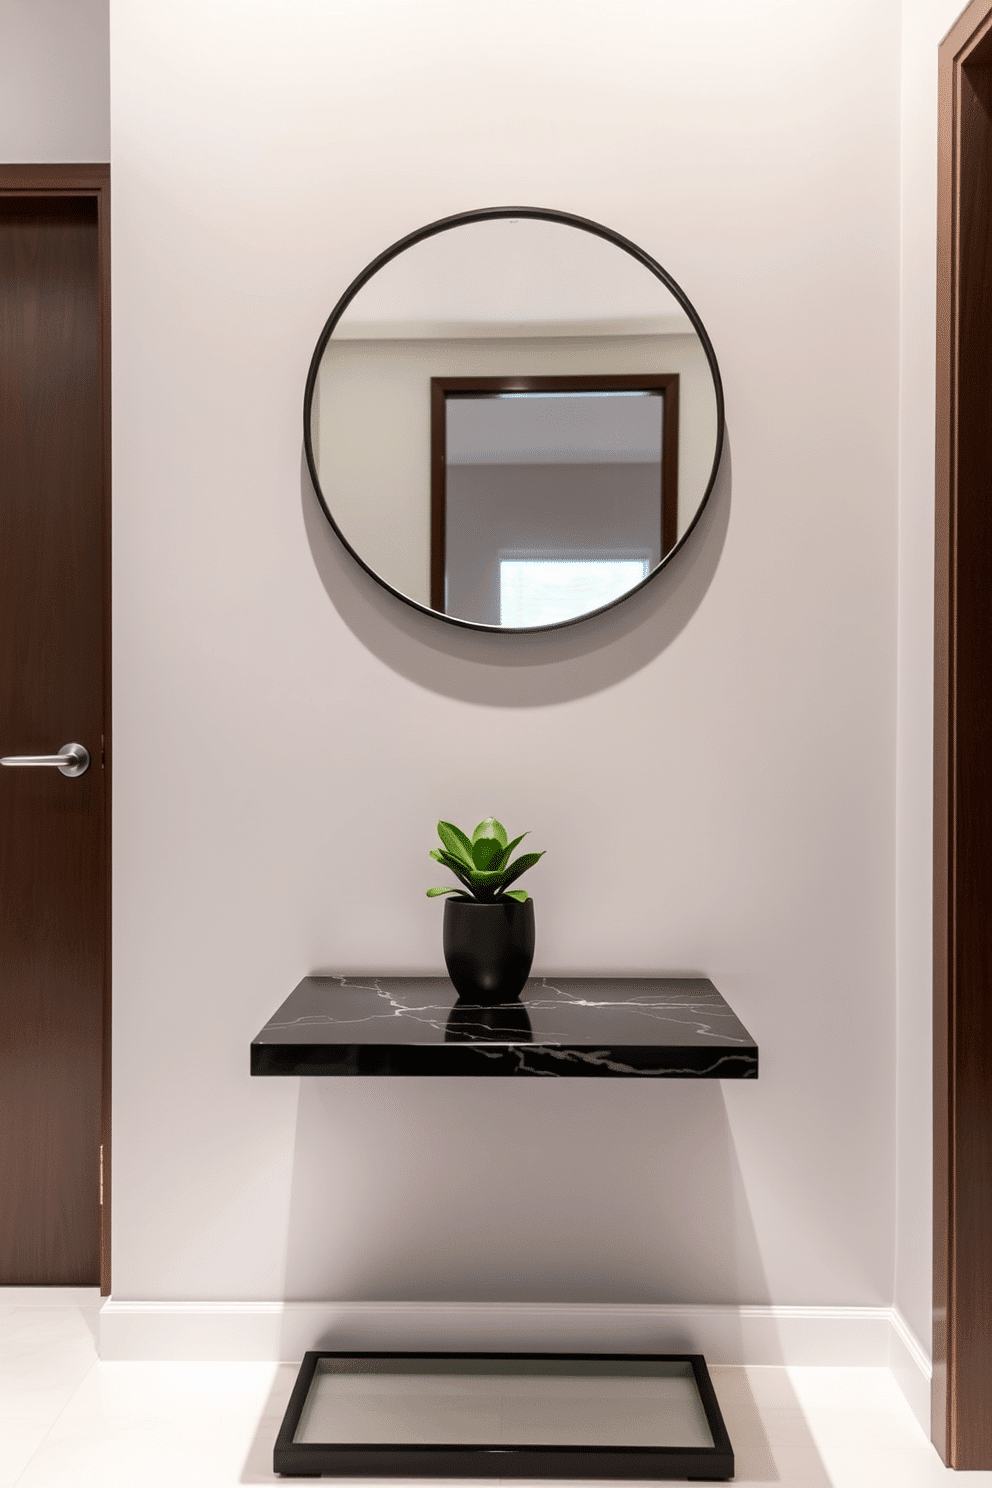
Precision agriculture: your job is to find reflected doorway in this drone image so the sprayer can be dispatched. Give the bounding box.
[431,375,679,624]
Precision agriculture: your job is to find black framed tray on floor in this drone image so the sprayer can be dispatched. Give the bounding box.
[273,1351,734,1479]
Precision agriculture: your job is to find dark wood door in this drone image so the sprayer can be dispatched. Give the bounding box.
[0,170,110,1287]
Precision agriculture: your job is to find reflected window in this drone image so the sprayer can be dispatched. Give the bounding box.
[500,557,650,627]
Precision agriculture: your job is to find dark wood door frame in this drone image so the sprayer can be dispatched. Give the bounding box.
[934,0,992,1464]
[0,164,111,1293]
[429,374,680,614]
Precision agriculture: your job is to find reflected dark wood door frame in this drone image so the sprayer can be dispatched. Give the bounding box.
[0,165,111,1292]
[934,0,992,1465]
[429,374,679,614]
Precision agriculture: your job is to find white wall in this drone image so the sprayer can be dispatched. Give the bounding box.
[109,0,903,1313]
[0,0,109,161]
[893,0,965,1358]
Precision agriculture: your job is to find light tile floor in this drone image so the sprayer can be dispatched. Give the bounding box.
[1,1290,988,1486]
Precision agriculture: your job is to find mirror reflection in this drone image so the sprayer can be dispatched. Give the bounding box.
[438,377,678,625]
[307,214,722,631]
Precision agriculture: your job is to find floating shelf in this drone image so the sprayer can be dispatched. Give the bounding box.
[250,976,757,1079]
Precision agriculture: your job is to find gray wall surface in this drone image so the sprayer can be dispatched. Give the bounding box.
[0,0,109,160]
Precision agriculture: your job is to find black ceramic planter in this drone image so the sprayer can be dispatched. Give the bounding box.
[443,897,535,1004]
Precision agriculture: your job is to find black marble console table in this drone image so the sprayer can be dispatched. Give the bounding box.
[250,976,757,1079]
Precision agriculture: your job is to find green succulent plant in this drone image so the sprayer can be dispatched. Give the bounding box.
[427,817,545,904]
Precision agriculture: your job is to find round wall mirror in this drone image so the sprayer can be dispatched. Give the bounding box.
[304,208,724,633]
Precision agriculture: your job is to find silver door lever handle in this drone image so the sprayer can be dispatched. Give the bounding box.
[0,742,90,777]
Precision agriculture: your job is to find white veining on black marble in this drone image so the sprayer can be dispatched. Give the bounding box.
[261,977,480,1041]
[252,975,758,1084]
[258,976,752,1049]
[532,978,751,1044]
[457,1043,757,1077]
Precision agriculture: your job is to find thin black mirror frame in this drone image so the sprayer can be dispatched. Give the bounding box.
[303,206,726,635]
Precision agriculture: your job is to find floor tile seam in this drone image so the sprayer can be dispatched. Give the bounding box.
[0,1371,100,1428]
[9,1359,100,1488]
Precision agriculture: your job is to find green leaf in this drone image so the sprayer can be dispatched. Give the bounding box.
[496,832,527,868]
[472,816,508,848]
[471,836,505,871]
[437,821,474,866]
[500,850,545,887]
[429,849,475,893]
[429,818,543,905]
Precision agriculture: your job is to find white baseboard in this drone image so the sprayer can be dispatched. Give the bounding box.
[1,1287,102,1307]
[99,1298,931,1419]
[888,1306,932,1435]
